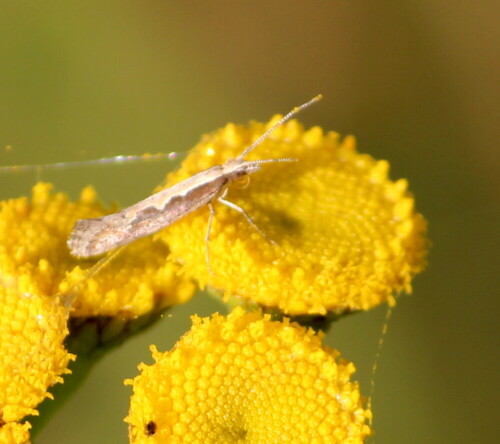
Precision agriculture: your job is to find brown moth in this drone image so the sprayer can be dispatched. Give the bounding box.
[68,95,322,260]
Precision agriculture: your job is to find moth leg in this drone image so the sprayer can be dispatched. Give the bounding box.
[205,202,216,276]
[217,195,277,245]
[59,246,125,310]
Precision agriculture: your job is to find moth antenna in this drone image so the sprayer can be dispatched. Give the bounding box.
[237,94,323,160]
[248,157,298,165]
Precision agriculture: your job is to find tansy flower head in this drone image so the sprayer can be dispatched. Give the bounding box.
[158,117,428,315]
[0,182,195,321]
[0,182,196,438]
[0,421,31,444]
[125,307,371,443]
[0,272,73,441]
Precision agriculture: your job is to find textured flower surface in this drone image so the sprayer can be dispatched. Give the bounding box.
[125,308,371,443]
[0,421,31,444]
[0,182,195,318]
[0,183,196,441]
[158,117,428,315]
[0,271,72,443]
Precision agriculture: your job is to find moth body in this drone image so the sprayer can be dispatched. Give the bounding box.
[67,95,322,259]
[68,159,262,257]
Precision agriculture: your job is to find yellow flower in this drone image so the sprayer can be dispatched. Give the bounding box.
[0,182,196,437]
[0,182,195,319]
[158,117,428,315]
[0,421,31,444]
[0,271,72,441]
[125,307,371,443]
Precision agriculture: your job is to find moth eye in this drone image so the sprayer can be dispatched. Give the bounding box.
[145,420,157,436]
[234,175,251,189]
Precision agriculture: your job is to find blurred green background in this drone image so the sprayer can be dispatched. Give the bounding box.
[1,2,497,443]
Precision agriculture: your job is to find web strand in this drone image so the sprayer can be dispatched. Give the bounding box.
[367,304,394,426]
[0,152,182,174]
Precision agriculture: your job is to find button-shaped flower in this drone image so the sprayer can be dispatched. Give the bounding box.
[158,117,428,315]
[0,182,195,320]
[0,183,196,439]
[125,307,371,443]
[0,270,72,442]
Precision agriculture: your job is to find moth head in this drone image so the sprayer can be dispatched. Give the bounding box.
[223,158,261,178]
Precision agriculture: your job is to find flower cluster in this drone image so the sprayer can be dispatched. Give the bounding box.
[0,183,195,440]
[0,112,428,443]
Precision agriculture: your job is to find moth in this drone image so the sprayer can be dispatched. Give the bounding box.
[68,95,322,263]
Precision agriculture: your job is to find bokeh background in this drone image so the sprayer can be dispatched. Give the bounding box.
[1,2,498,443]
